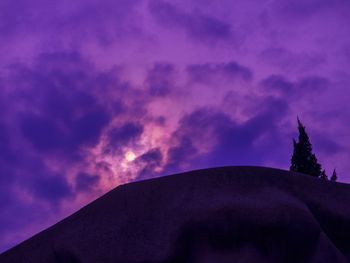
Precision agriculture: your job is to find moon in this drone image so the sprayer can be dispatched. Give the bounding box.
[125,151,136,162]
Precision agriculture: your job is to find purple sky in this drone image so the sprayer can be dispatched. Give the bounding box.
[1,0,350,253]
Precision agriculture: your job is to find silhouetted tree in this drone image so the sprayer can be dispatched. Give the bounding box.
[331,169,337,182]
[320,169,328,180]
[290,118,322,177]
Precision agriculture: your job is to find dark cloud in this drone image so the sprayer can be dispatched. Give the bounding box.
[313,135,343,155]
[8,153,74,204]
[165,137,198,173]
[260,74,329,97]
[209,106,288,166]
[298,76,329,92]
[278,0,345,18]
[149,0,233,44]
[259,48,326,72]
[145,63,175,97]
[107,122,144,150]
[138,148,163,164]
[71,108,111,146]
[164,101,289,173]
[0,121,16,165]
[0,0,142,45]
[260,75,294,95]
[20,113,67,152]
[0,49,145,208]
[187,62,253,84]
[0,50,149,251]
[8,52,114,158]
[29,172,73,203]
[164,108,232,172]
[135,148,163,180]
[75,172,100,192]
[0,197,50,252]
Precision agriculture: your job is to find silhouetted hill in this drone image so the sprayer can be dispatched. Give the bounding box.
[1,166,350,262]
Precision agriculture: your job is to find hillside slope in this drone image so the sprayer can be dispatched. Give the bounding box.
[1,166,350,263]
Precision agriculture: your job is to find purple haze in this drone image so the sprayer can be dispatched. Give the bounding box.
[0,0,349,253]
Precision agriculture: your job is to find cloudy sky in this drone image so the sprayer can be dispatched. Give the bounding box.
[1,0,350,252]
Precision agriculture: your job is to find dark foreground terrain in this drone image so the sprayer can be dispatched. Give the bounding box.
[1,166,350,262]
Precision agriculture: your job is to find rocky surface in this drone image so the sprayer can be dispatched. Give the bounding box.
[1,166,350,262]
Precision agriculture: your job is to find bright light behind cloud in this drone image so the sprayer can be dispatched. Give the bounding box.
[125,151,136,162]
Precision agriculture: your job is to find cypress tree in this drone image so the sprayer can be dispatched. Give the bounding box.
[290,118,322,177]
[331,169,337,182]
[320,169,328,180]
